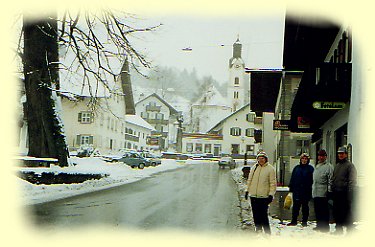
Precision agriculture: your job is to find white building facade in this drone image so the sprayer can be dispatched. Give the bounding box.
[135,93,180,151]
[61,92,127,154]
[208,103,262,157]
[124,114,156,151]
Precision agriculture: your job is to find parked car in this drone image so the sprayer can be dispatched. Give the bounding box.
[119,151,151,169]
[218,156,236,169]
[139,151,161,166]
[161,152,188,160]
[76,147,100,158]
[102,149,134,162]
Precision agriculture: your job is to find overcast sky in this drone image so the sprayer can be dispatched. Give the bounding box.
[132,12,285,84]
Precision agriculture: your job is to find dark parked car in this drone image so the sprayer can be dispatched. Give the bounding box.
[119,152,151,169]
[218,156,236,169]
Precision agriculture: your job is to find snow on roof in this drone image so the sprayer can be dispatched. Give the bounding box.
[192,84,230,107]
[126,114,155,131]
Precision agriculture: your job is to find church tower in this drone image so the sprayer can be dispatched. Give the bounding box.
[227,37,246,112]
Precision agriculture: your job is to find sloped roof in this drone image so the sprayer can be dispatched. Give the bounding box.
[192,84,229,107]
[207,103,250,133]
[135,93,179,115]
[126,114,156,131]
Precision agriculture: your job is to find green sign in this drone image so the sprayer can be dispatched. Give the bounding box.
[312,101,346,110]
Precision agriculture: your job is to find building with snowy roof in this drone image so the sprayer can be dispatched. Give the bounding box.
[207,103,262,157]
[189,83,232,133]
[124,114,156,151]
[135,93,182,151]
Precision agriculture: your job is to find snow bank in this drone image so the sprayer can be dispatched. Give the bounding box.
[17,157,187,205]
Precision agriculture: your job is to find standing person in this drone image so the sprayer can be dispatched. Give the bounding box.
[244,151,277,234]
[312,149,334,232]
[287,153,314,227]
[331,146,357,234]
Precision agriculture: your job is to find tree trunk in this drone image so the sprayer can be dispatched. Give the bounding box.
[120,58,136,115]
[23,14,69,167]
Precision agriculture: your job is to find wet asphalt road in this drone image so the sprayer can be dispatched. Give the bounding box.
[26,162,241,233]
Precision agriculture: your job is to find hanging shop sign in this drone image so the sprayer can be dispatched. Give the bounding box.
[273,120,290,130]
[297,116,310,129]
[312,101,346,110]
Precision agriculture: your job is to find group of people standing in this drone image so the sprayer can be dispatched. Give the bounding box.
[244,146,357,235]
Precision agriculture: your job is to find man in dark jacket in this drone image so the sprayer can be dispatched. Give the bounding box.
[331,146,357,234]
[287,153,314,227]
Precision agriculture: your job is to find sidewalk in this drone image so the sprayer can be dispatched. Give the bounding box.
[231,167,362,237]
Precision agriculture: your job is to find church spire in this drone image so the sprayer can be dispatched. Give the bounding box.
[233,36,242,58]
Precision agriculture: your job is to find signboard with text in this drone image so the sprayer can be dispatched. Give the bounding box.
[313,101,346,110]
[273,120,290,130]
[297,117,310,129]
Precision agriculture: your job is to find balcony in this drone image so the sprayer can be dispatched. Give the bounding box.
[125,134,139,142]
[290,62,352,132]
[146,105,161,112]
[146,118,169,125]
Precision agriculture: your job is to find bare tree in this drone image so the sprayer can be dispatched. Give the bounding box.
[20,9,160,166]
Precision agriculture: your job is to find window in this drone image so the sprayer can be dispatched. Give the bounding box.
[187,143,193,152]
[246,128,254,137]
[246,113,255,122]
[78,112,93,124]
[156,113,164,120]
[204,144,212,153]
[233,91,239,99]
[230,127,241,136]
[195,143,202,153]
[296,140,310,156]
[231,144,239,154]
[246,145,255,155]
[234,77,239,85]
[76,135,93,145]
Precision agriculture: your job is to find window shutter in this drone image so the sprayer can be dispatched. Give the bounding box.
[89,136,94,144]
[230,128,234,135]
[90,113,94,123]
[76,135,81,145]
[78,112,82,122]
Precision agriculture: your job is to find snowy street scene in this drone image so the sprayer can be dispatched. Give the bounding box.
[5,1,373,246]
[18,156,362,238]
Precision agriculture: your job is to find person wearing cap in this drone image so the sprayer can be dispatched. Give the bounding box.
[287,153,314,227]
[244,151,276,234]
[331,146,357,234]
[312,149,334,232]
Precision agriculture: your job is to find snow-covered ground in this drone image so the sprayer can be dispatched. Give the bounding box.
[17,157,188,205]
[17,157,363,239]
[231,167,363,239]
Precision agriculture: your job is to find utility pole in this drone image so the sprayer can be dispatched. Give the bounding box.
[176,114,183,153]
